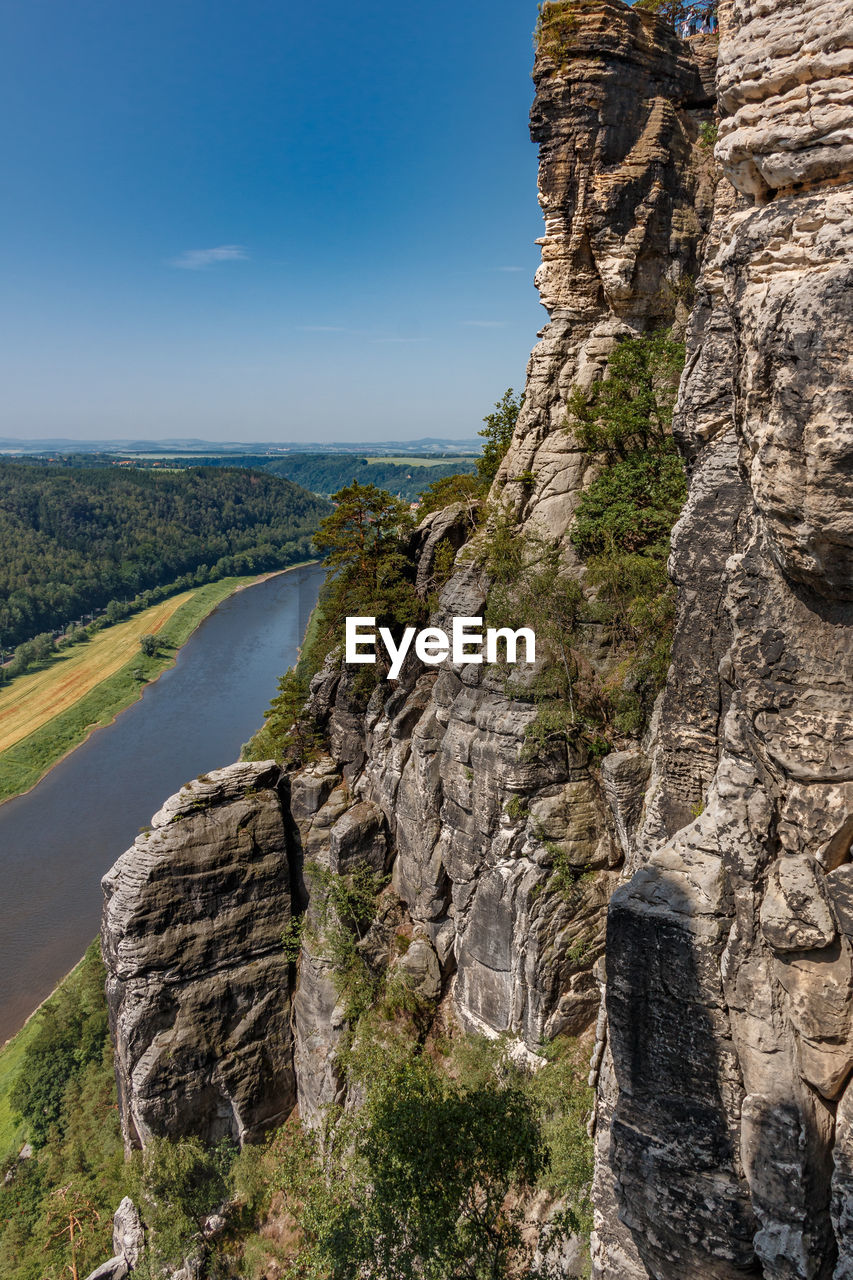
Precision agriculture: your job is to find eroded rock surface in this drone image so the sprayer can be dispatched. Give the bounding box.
[599,1,853,1275]
[102,762,296,1150]
[498,0,716,541]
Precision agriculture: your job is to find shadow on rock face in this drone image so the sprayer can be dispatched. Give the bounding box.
[605,857,840,1280]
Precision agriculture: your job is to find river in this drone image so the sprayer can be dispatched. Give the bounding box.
[0,563,325,1044]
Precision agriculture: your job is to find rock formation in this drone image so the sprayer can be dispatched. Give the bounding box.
[597,1,853,1277]
[99,1,853,1277]
[102,762,296,1150]
[499,0,717,540]
[83,1198,144,1280]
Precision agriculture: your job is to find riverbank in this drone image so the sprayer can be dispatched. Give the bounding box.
[0,562,325,1049]
[0,952,86,1158]
[0,563,315,806]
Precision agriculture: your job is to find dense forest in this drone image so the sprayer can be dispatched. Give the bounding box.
[238,454,476,502]
[0,462,329,650]
[24,452,478,504]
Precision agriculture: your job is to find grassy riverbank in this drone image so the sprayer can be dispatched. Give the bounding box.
[0,1005,38,1161]
[0,568,312,806]
[0,590,196,754]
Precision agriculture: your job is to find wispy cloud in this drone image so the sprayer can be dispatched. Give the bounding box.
[298,324,350,332]
[494,266,525,273]
[169,244,248,270]
[463,320,507,328]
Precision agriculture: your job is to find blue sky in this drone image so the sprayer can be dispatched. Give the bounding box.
[0,0,546,442]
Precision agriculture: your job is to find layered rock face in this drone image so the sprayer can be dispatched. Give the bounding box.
[102,763,296,1150]
[598,2,853,1277]
[101,0,719,1147]
[283,1,720,1121]
[499,0,716,539]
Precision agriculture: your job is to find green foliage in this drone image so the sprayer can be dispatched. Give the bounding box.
[477,389,523,487]
[571,451,686,558]
[417,470,485,522]
[242,666,320,765]
[278,1050,549,1280]
[192,452,478,505]
[481,511,607,759]
[699,120,719,148]
[282,915,306,964]
[245,482,425,763]
[505,794,529,821]
[302,862,387,1028]
[565,331,688,735]
[475,334,686,750]
[9,943,109,1147]
[429,537,459,604]
[566,331,684,460]
[526,1039,594,1234]
[140,1136,235,1271]
[0,944,126,1280]
[0,461,329,651]
[534,2,578,66]
[315,481,421,641]
[139,632,158,657]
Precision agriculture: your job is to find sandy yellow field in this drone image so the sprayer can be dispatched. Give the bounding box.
[0,591,195,755]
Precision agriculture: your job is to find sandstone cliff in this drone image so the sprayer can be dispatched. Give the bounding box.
[101,0,719,1147]
[597,1,853,1277]
[98,1,853,1276]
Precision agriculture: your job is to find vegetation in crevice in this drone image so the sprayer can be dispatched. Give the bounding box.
[299,861,390,1032]
[478,330,686,753]
[567,329,686,736]
[534,2,579,69]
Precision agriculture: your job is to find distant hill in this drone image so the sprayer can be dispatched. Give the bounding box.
[10,450,480,506]
[0,462,330,650]
[151,453,478,504]
[0,436,482,456]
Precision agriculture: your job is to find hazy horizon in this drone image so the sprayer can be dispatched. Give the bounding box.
[0,0,544,443]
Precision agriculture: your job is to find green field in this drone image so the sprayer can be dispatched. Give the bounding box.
[364,455,477,467]
[0,569,311,805]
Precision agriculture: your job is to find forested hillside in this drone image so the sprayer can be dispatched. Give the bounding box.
[0,463,329,649]
[31,452,479,503]
[255,454,476,501]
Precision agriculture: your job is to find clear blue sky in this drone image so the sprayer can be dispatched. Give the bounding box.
[0,0,546,443]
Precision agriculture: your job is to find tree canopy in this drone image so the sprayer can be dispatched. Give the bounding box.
[0,462,329,649]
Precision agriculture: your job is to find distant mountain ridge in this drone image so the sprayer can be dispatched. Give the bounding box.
[0,436,482,456]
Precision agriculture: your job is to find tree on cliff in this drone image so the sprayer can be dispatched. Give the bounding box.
[632,0,717,30]
[278,1053,552,1280]
[477,388,523,486]
[313,481,421,635]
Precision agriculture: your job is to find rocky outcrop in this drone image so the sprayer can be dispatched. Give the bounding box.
[99,7,853,1278]
[280,0,720,1119]
[102,762,296,1150]
[716,0,853,200]
[498,0,716,540]
[598,1,853,1276]
[101,0,721,1152]
[83,1198,144,1280]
